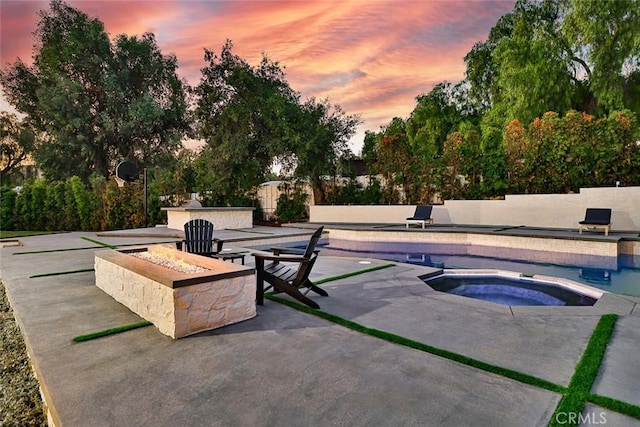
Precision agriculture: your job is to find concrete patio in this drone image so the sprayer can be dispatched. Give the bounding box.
[1,226,639,426]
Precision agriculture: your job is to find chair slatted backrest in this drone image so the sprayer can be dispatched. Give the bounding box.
[292,226,323,284]
[584,208,612,224]
[184,219,215,255]
[302,226,324,258]
[414,205,432,219]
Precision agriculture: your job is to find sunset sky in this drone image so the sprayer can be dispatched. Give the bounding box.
[1,0,515,153]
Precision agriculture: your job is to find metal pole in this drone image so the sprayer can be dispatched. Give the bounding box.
[144,168,148,228]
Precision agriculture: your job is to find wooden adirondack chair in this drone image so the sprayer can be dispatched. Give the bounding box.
[252,226,327,309]
[182,219,219,257]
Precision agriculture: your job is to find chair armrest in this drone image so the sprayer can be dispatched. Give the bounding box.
[213,238,224,253]
[271,247,305,255]
[271,247,320,256]
[251,251,308,263]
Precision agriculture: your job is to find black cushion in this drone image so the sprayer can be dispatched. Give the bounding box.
[579,208,611,225]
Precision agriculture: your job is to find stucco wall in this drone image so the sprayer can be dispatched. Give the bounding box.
[163,207,254,231]
[310,186,640,230]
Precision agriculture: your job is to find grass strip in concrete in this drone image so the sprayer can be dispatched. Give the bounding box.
[73,321,153,342]
[227,228,275,235]
[313,263,396,285]
[85,239,181,249]
[0,231,63,238]
[587,394,640,419]
[81,237,117,248]
[549,314,616,426]
[14,246,104,255]
[29,268,95,278]
[268,297,640,423]
[13,240,178,255]
[548,314,640,425]
[266,295,564,393]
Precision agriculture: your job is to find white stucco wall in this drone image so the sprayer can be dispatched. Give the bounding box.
[310,186,640,230]
[163,207,254,231]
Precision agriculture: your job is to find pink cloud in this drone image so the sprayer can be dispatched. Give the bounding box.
[1,0,515,152]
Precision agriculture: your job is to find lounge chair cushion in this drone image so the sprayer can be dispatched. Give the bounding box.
[579,208,611,225]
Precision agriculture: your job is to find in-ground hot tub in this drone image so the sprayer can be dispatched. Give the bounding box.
[423,269,604,307]
[95,245,256,338]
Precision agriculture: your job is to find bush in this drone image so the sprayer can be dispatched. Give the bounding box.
[0,187,16,231]
[3,175,161,232]
[275,187,308,222]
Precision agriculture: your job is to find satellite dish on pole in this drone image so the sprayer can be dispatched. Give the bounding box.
[114,159,149,227]
[115,161,139,187]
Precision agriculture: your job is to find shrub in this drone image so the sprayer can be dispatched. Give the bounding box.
[0,187,16,231]
[275,187,308,222]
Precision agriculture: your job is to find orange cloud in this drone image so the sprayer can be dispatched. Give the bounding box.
[1,0,516,152]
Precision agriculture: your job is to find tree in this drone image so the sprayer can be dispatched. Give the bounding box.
[374,118,414,204]
[361,130,381,173]
[152,148,197,206]
[480,124,508,197]
[563,0,640,114]
[456,122,483,198]
[286,97,361,204]
[0,0,189,181]
[404,84,467,203]
[0,113,36,184]
[464,12,515,115]
[406,83,462,159]
[502,119,528,193]
[486,0,576,127]
[193,41,300,204]
[465,0,640,128]
[596,110,640,186]
[105,33,190,166]
[500,109,640,193]
[194,41,360,205]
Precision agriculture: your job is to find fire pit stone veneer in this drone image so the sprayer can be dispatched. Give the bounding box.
[94,245,256,338]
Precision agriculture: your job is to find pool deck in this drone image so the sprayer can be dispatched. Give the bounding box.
[1,224,640,426]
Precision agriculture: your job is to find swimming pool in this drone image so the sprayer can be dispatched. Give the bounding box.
[423,271,599,307]
[316,240,640,297]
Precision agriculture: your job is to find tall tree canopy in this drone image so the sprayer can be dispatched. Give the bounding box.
[193,40,301,204]
[194,41,360,205]
[0,0,189,181]
[563,0,640,114]
[285,97,361,204]
[464,0,640,127]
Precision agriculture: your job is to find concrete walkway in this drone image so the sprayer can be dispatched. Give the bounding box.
[1,227,639,426]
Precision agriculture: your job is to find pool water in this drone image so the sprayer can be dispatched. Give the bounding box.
[315,241,640,297]
[423,275,598,307]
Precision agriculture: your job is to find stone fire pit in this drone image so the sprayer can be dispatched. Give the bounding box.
[94,245,255,338]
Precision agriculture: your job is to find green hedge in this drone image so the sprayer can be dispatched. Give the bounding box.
[1,175,163,232]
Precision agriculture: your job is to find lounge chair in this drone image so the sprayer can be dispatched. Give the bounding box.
[406,205,434,229]
[578,208,612,236]
[181,219,221,256]
[252,226,327,309]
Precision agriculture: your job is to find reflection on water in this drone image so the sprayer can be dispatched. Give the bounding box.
[579,268,611,285]
[318,240,640,297]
